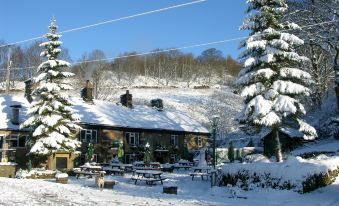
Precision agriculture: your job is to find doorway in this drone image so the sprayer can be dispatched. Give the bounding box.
[56,157,68,170]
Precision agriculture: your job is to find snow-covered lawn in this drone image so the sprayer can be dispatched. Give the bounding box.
[1,170,339,206]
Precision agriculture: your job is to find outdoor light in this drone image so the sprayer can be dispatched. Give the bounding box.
[211,115,220,169]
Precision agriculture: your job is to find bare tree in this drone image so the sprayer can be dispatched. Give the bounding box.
[287,0,339,109]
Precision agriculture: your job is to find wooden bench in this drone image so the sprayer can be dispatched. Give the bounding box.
[174,165,191,170]
[162,166,174,173]
[131,176,166,185]
[189,172,211,181]
[74,171,99,179]
[105,168,125,176]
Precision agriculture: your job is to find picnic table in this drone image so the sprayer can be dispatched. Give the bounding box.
[74,164,102,179]
[131,170,166,185]
[161,164,175,172]
[174,164,191,170]
[174,161,193,170]
[150,162,161,169]
[189,167,214,181]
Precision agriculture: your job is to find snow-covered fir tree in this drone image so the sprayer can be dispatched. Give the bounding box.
[21,18,81,155]
[237,0,317,162]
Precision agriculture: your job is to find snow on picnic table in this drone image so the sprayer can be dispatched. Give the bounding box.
[0,170,339,206]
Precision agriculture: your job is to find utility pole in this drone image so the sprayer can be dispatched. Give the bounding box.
[5,47,12,95]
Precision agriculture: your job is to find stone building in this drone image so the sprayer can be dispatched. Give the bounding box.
[0,87,210,170]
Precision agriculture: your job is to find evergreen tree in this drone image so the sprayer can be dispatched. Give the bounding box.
[237,0,317,162]
[22,18,81,155]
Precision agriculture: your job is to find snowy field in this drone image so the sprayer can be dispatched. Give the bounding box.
[1,171,339,206]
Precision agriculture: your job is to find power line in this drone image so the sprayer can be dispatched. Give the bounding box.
[0,0,207,48]
[0,19,337,72]
[59,0,207,35]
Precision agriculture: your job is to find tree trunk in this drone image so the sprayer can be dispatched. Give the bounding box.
[334,47,339,110]
[273,127,283,162]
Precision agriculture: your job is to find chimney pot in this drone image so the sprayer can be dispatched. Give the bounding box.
[10,104,22,125]
[120,90,133,108]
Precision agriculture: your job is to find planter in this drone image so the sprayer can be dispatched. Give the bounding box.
[163,186,177,195]
[0,163,17,178]
[104,180,116,189]
[55,173,68,184]
[56,177,68,184]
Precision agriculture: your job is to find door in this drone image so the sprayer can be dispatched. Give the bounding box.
[56,157,68,170]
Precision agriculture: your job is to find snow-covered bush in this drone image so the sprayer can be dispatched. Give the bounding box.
[220,155,339,193]
[242,154,270,163]
[15,168,57,179]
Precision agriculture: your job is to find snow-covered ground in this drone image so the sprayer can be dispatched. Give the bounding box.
[1,171,338,206]
[292,140,339,156]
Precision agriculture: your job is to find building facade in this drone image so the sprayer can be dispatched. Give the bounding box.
[0,90,210,169]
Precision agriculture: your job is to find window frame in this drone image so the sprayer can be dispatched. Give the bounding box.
[197,136,202,147]
[6,135,27,148]
[170,154,178,163]
[170,134,179,147]
[80,129,98,144]
[125,153,136,164]
[125,132,140,146]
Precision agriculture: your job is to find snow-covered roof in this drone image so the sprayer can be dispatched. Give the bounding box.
[0,95,209,134]
[0,95,29,131]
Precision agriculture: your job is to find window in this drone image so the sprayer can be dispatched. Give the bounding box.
[170,154,178,163]
[92,154,98,163]
[0,135,4,148]
[80,153,98,163]
[6,135,27,148]
[125,132,139,146]
[125,154,136,164]
[80,129,97,144]
[196,136,202,147]
[170,135,179,147]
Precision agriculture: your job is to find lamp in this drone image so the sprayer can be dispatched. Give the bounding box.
[211,115,220,169]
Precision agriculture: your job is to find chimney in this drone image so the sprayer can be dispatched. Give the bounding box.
[120,90,133,108]
[10,104,22,125]
[151,99,163,111]
[81,80,94,103]
[24,79,33,103]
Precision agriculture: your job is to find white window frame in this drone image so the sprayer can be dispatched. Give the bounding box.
[125,132,140,146]
[7,135,27,148]
[197,136,202,147]
[170,135,179,147]
[170,154,178,163]
[80,129,98,144]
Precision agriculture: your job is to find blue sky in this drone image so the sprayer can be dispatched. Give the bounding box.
[0,0,248,61]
